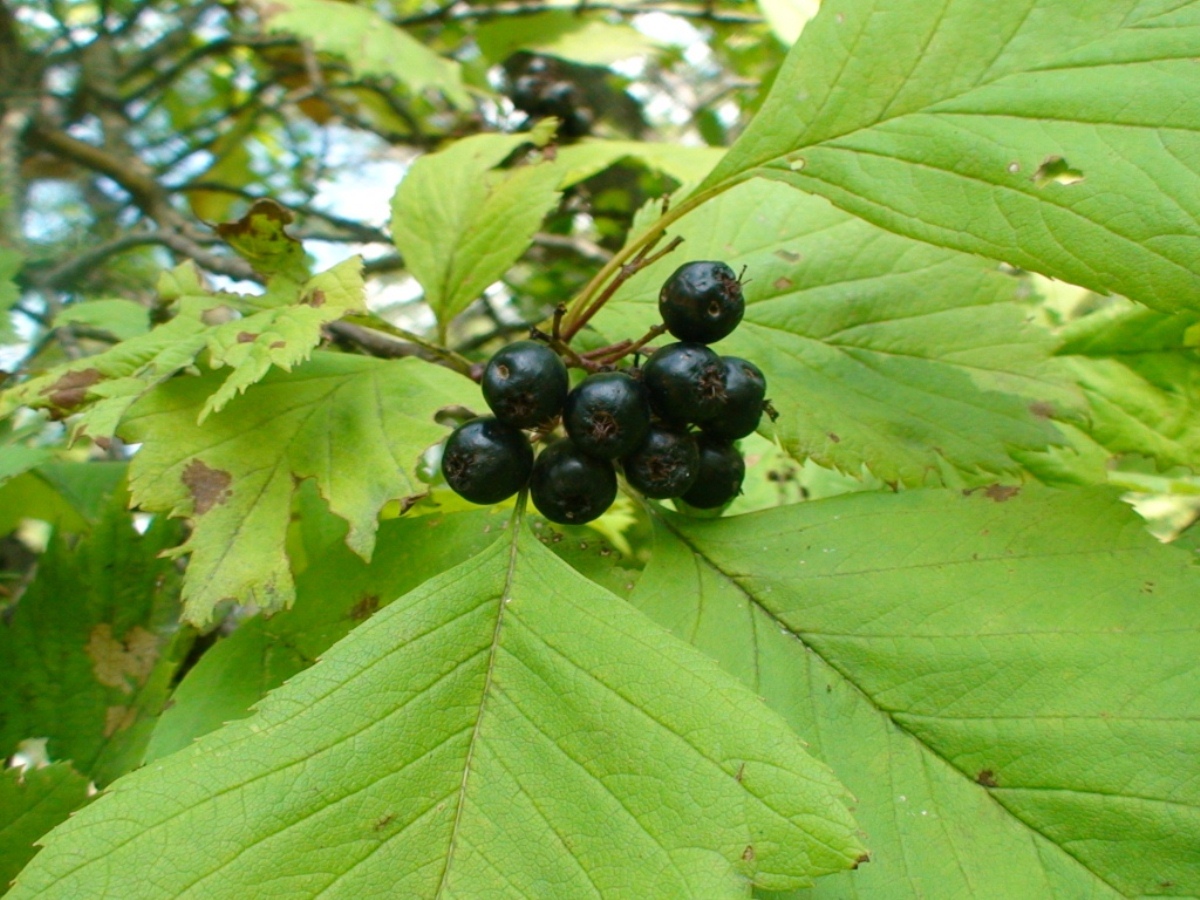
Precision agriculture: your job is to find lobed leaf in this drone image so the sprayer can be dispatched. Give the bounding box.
[633,487,1200,897]
[118,352,480,625]
[12,524,863,898]
[703,0,1200,313]
[212,199,311,284]
[600,178,1079,485]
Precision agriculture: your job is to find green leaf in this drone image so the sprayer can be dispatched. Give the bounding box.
[600,178,1078,485]
[391,125,562,337]
[144,507,509,762]
[0,247,21,345]
[702,1,1200,313]
[632,487,1200,896]
[0,764,91,893]
[1057,303,1200,472]
[554,140,726,190]
[118,352,480,625]
[199,256,366,420]
[53,300,150,341]
[476,12,660,66]
[0,496,187,786]
[213,199,310,284]
[11,524,863,898]
[254,0,470,108]
[0,446,53,488]
[0,461,127,536]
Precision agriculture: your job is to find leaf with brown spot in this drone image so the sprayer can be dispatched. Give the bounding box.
[213,199,310,282]
[983,484,1020,503]
[347,593,379,621]
[42,369,102,413]
[181,459,232,515]
[976,770,999,788]
[85,625,160,695]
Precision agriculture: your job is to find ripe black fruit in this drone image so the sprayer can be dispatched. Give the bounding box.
[563,372,651,460]
[642,342,726,424]
[703,357,767,440]
[622,427,700,499]
[482,340,568,429]
[680,437,745,509]
[441,417,533,505]
[658,261,744,344]
[530,437,617,525]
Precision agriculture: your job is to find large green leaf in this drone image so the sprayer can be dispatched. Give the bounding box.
[253,0,470,108]
[476,11,659,66]
[391,123,561,338]
[701,1,1200,313]
[632,487,1200,896]
[600,178,1078,485]
[12,522,864,898]
[1057,303,1200,472]
[118,352,480,625]
[0,461,127,536]
[145,507,509,762]
[0,764,90,894]
[0,496,186,787]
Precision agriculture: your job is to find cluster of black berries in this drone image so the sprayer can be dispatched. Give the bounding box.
[506,55,593,139]
[441,260,769,524]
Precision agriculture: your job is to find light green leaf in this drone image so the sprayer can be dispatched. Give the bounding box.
[213,198,310,284]
[477,12,659,66]
[391,124,562,336]
[702,1,1200,313]
[754,0,820,44]
[0,461,127,536]
[0,247,21,345]
[634,487,1200,897]
[600,178,1078,485]
[554,139,726,189]
[118,352,481,625]
[0,495,187,787]
[200,256,366,420]
[0,763,91,893]
[144,507,509,762]
[53,300,150,342]
[0,446,53,488]
[1056,303,1200,472]
[255,0,470,108]
[12,524,863,898]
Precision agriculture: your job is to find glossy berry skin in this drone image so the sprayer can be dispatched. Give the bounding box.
[563,372,651,460]
[642,342,726,424]
[441,417,533,505]
[703,357,767,440]
[530,437,617,525]
[680,437,745,509]
[622,427,700,499]
[658,261,744,344]
[482,340,568,429]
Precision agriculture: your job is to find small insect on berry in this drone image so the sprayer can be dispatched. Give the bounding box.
[658,261,745,344]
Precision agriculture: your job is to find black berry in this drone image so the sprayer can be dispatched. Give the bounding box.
[441,417,533,505]
[563,372,651,460]
[680,437,745,509]
[703,357,767,440]
[622,427,700,499]
[530,437,617,525]
[482,340,568,429]
[641,342,726,424]
[658,261,744,344]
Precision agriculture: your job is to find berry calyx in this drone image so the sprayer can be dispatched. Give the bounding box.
[679,437,745,509]
[641,342,726,424]
[563,372,651,460]
[530,437,617,525]
[622,427,700,499]
[441,417,534,504]
[482,340,569,429]
[658,261,744,344]
[703,357,767,440]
